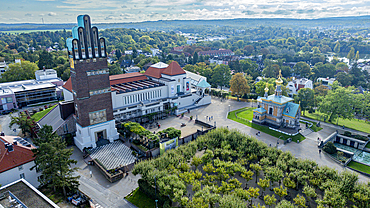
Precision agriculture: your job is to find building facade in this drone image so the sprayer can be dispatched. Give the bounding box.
[253,71,300,129]
[286,78,313,97]
[66,15,118,151]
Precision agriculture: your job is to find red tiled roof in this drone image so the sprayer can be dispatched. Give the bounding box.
[144,67,165,79]
[109,72,147,85]
[0,136,36,173]
[62,77,72,92]
[162,61,186,76]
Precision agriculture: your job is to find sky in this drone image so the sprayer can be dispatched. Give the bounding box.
[1,0,370,24]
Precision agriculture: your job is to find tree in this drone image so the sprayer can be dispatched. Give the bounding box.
[191,156,202,170]
[293,194,306,208]
[347,47,355,62]
[334,42,340,53]
[318,85,355,122]
[263,64,280,78]
[116,49,122,60]
[241,169,254,184]
[219,194,245,208]
[274,185,288,202]
[193,52,198,64]
[335,72,353,87]
[230,73,250,100]
[247,187,260,206]
[335,62,349,72]
[355,51,360,61]
[264,194,277,208]
[276,200,296,208]
[38,50,54,69]
[1,60,38,82]
[32,125,79,196]
[108,62,123,75]
[303,185,317,207]
[295,88,314,115]
[244,45,254,55]
[293,62,311,78]
[211,64,231,90]
[250,163,262,183]
[257,178,270,196]
[9,112,35,137]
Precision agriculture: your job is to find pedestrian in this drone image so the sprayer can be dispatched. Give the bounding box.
[319,149,321,154]
[209,117,211,121]
[342,125,345,129]
[206,116,208,120]
[317,137,320,141]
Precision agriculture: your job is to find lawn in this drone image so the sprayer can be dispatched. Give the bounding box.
[300,119,323,132]
[228,108,305,143]
[31,105,57,122]
[347,161,370,175]
[125,188,156,208]
[236,107,256,121]
[303,110,370,134]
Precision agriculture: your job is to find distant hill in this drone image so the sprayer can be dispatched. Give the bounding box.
[2,16,370,32]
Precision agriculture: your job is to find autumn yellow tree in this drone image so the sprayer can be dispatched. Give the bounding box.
[230,73,250,101]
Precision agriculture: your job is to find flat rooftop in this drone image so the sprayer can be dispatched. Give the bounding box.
[0,179,59,208]
[111,79,164,94]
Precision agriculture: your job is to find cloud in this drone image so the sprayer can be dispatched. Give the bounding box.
[48,12,57,16]
[25,13,33,17]
[242,10,258,15]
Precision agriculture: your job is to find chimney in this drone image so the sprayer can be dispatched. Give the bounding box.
[13,141,17,146]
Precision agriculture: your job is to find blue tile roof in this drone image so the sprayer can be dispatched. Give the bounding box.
[283,102,300,118]
[260,95,293,104]
[253,107,266,113]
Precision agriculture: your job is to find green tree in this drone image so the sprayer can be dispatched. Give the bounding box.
[276,200,296,208]
[335,62,349,72]
[333,42,340,53]
[1,60,38,82]
[293,194,306,208]
[9,112,35,137]
[293,62,311,78]
[302,185,317,207]
[295,88,314,115]
[38,50,54,69]
[264,194,277,208]
[250,163,262,183]
[257,178,270,196]
[274,185,288,202]
[263,64,280,78]
[191,156,202,170]
[335,72,353,87]
[219,194,245,208]
[229,73,250,100]
[211,64,231,90]
[193,52,198,64]
[318,85,355,122]
[355,51,360,61]
[347,47,355,62]
[32,125,79,196]
[108,62,123,75]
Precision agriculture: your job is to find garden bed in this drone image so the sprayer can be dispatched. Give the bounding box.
[31,105,57,122]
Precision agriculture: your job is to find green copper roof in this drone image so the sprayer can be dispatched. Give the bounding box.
[254,107,266,114]
[283,102,300,118]
[197,80,211,88]
[260,95,293,104]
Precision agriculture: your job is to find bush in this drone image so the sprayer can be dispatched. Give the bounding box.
[64,133,74,146]
[323,142,337,154]
[344,131,352,137]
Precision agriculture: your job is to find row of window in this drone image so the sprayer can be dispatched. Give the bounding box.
[89,88,110,96]
[1,97,13,104]
[86,69,109,76]
[123,90,162,105]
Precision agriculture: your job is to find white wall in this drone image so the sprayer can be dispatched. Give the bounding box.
[63,88,73,102]
[0,161,40,188]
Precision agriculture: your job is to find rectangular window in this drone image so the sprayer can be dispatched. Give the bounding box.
[18,165,23,171]
[20,173,25,179]
[6,97,13,103]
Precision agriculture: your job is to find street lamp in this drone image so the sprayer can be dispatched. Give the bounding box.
[155,199,158,208]
[228,105,231,112]
[277,136,283,148]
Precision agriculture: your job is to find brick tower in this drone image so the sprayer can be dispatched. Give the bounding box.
[66,15,118,151]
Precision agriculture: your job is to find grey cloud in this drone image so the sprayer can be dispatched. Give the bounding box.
[25,13,33,17]
[242,10,258,15]
[262,9,292,15]
[48,12,57,16]
[121,5,127,8]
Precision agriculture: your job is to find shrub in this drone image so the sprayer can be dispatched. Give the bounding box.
[323,142,337,154]
[138,179,170,206]
[344,131,352,137]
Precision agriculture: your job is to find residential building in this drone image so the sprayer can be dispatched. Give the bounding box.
[0,61,7,77]
[0,179,59,208]
[125,66,141,73]
[150,48,160,56]
[253,71,301,129]
[0,136,40,188]
[198,49,234,57]
[317,77,336,88]
[287,78,313,97]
